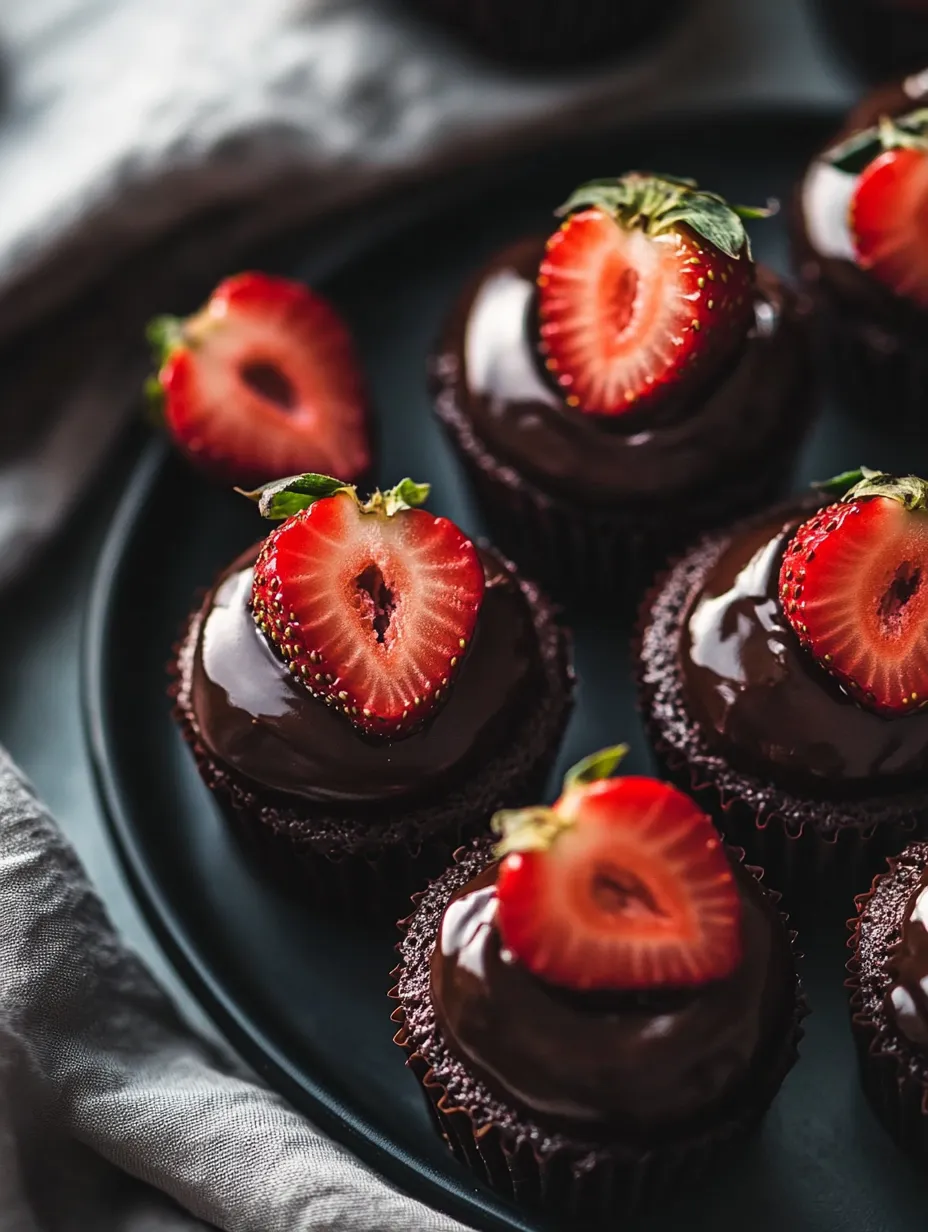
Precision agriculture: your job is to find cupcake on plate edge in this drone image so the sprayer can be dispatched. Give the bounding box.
[638,468,928,897]
[170,472,574,916]
[792,70,928,426]
[433,172,815,603]
[848,839,928,1162]
[392,746,804,1220]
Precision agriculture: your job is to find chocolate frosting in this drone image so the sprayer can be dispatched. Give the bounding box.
[429,856,793,1135]
[189,544,542,805]
[888,866,928,1048]
[681,509,928,792]
[435,238,807,504]
[795,70,928,327]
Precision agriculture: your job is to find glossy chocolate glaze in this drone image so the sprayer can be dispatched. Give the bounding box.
[682,509,928,792]
[429,856,793,1134]
[888,866,928,1047]
[794,70,928,328]
[189,544,542,806]
[434,238,808,504]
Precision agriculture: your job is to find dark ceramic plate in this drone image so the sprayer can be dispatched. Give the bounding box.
[84,112,928,1232]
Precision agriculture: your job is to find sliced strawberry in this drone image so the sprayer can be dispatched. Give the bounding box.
[493,748,742,992]
[850,146,928,309]
[537,174,760,418]
[780,470,928,716]
[249,475,484,738]
[149,272,371,486]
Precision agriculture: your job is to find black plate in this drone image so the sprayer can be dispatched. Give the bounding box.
[84,113,928,1232]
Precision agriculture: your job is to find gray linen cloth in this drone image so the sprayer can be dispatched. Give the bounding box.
[0,747,468,1231]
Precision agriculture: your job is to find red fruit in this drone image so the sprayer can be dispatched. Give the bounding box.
[250,476,484,738]
[149,272,371,486]
[493,749,742,992]
[537,174,759,418]
[780,471,928,716]
[850,146,928,309]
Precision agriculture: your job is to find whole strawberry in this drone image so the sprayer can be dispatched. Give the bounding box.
[247,473,485,739]
[492,746,742,992]
[537,174,770,419]
[148,272,371,487]
[780,468,928,716]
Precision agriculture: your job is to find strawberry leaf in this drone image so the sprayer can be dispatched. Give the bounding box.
[557,174,763,262]
[382,478,430,516]
[492,806,571,858]
[240,472,350,520]
[563,744,629,792]
[844,470,928,511]
[146,315,186,366]
[813,468,866,498]
[826,107,928,174]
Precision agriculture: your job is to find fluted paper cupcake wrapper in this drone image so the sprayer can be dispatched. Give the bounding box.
[390,845,806,1222]
[847,859,928,1159]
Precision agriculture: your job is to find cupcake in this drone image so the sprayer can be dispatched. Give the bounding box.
[408,0,694,69]
[792,71,928,425]
[638,468,928,897]
[848,840,928,1161]
[147,271,373,487]
[812,1,928,81]
[433,173,814,603]
[392,747,804,1220]
[170,473,574,915]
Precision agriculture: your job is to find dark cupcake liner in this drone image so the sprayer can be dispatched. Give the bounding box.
[635,513,928,904]
[168,566,574,919]
[390,842,806,1221]
[847,845,928,1159]
[408,0,694,69]
[434,370,813,611]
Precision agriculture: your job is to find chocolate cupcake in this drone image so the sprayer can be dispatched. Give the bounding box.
[847,839,928,1159]
[392,748,804,1221]
[792,70,928,425]
[638,469,928,897]
[433,173,814,603]
[812,0,928,81]
[170,473,573,915]
[408,0,694,69]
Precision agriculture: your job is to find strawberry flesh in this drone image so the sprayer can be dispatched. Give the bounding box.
[850,146,928,309]
[781,495,928,715]
[252,490,485,737]
[537,206,754,418]
[496,777,742,992]
[154,272,371,486]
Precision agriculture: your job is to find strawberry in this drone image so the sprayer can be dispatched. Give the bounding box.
[850,145,928,309]
[492,747,742,992]
[246,473,485,738]
[537,174,767,418]
[780,468,928,717]
[148,272,371,487]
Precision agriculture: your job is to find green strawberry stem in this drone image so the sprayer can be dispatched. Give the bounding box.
[557,174,774,261]
[492,744,629,860]
[240,472,431,521]
[814,467,928,510]
[827,107,928,175]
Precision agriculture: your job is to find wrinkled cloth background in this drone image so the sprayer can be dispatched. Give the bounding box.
[0,1,850,1229]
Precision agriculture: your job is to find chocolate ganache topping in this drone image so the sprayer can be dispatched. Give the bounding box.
[888,866,928,1048]
[189,544,542,805]
[429,856,792,1135]
[796,70,928,324]
[434,238,806,503]
[682,509,928,790]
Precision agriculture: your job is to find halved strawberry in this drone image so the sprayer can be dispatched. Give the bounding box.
[780,469,928,716]
[148,272,371,486]
[537,174,764,418]
[492,747,742,992]
[850,145,928,309]
[247,474,484,738]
